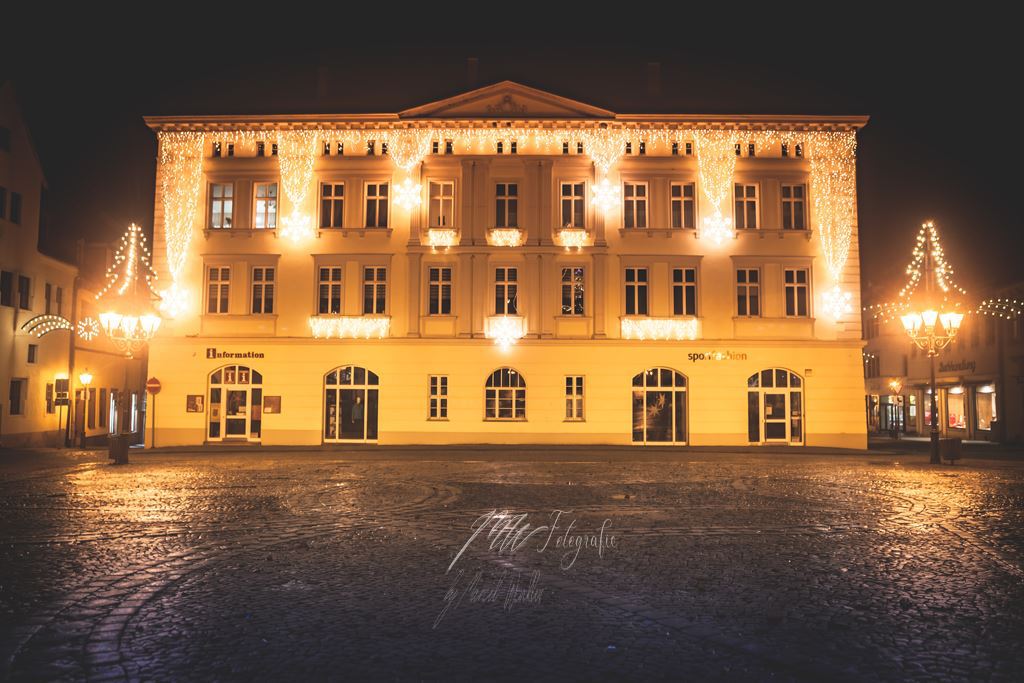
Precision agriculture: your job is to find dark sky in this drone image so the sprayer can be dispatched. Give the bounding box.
[4,23,1019,303]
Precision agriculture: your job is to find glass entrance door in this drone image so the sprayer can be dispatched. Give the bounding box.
[208,365,263,442]
[763,392,788,441]
[747,368,804,445]
[324,366,379,442]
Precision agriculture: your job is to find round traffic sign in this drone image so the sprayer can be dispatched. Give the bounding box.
[146,377,162,394]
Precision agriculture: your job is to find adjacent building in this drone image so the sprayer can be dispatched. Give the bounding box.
[144,82,868,448]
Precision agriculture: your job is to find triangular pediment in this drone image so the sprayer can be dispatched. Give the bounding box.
[399,81,615,119]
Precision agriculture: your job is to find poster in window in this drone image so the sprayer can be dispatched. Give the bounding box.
[186,395,205,413]
[263,396,282,414]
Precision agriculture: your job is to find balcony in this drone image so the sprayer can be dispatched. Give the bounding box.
[487,227,525,247]
[485,315,527,349]
[308,315,391,339]
[620,316,700,341]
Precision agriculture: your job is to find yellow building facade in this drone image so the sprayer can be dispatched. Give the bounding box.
[145,82,868,449]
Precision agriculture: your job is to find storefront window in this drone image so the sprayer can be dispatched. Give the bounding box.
[946,388,967,430]
[976,385,997,430]
[924,391,933,428]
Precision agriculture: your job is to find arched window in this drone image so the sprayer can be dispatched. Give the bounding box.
[631,368,687,444]
[207,365,263,441]
[324,366,379,442]
[747,368,803,444]
[485,368,526,420]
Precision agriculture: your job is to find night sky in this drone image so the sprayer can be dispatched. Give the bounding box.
[4,25,1018,303]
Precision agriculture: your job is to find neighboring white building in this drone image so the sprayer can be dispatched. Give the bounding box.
[145,82,869,448]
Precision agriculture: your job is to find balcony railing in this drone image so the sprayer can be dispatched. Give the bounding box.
[309,315,391,339]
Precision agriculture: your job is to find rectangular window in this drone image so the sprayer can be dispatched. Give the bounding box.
[88,387,97,429]
[736,268,760,317]
[561,267,585,316]
[9,379,26,416]
[670,182,696,229]
[365,182,389,228]
[46,383,54,414]
[209,183,234,229]
[672,268,697,316]
[319,182,345,228]
[252,182,278,229]
[781,184,806,230]
[784,268,809,317]
[44,283,51,314]
[734,183,759,229]
[428,266,452,315]
[56,287,63,316]
[251,267,275,314]
[625,267,648,316]
[623,182,648,229]
[10,192,21,224]
[428,181,455,227]
[0,186,6,219]
[206,266,230,314]
[100,388,108,428]
[362,267,387,314]
[18,275,30,309]
[495,183,518,227]
[27,344,38,363]
[318,267,342,314]
[560,182,585,228]
[495,267,518,315]
[565,376,584,421]
[256,141,266,156]
[429,375,448,420]
[0,271,11,306]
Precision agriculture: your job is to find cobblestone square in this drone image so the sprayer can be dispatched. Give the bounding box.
[2,448,1024,681]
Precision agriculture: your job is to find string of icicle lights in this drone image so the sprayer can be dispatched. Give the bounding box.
[156,124,860,320]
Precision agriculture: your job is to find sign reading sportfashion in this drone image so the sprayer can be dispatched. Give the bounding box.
[687,350,748,362]
[206,348,266,360]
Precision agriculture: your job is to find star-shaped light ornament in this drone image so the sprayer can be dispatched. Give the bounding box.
[822,284,853,320]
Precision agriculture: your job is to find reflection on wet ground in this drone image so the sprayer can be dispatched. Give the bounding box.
[1,449,1023,681]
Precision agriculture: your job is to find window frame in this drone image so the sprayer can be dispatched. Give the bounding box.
[428,374,448,420]
[208,182,234,230]
[205,266,231,314]
[364,181,390,228]
[672,267,698,316]
[564,375,585,421]
[560,266,585,316]
[9,378,27,416]
[484,368,527,421]
[494,266,519,316]
[319,181,345,229]
[624,267,649,316]
[252,181,278,230]
[17,275,30,310]
[250,266,275,315]
[317,266,343,315]
[733,183,760,230]
[427,265,453,316]
[428,180,456,228]
[781,183,807,230]
[784,268,810,318]
[622,181,649,229]
[495,182,519,228]
[670,182,697,229]
[736,268,761,317]
[560,181,586,228]
[362,266,388,315]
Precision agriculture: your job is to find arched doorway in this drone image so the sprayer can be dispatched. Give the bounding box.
[747,368,804,444]
[632,368,687,444]
[208,365,263,442]
[324,366,379,442]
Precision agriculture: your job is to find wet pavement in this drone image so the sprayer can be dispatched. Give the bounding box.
[1,448,1023,682]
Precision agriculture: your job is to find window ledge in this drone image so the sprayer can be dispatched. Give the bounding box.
[618,227,697,237]
[734,229,813,240]
[203,228,278,237]
[337,228,394,237]
[201,313,279,320]
[732,316,815,322]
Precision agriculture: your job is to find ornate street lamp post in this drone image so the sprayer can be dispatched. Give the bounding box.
[898,222,964,464]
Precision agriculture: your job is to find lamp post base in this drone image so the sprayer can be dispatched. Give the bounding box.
[930,430,941,464]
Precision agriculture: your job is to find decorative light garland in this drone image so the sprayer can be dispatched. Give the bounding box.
[21,314,72,338]
[556,228,588,251]
[157,131,204,315]
[621,317,700,341]
[95,223,159,300]
[487,228,525,247]
[277,130,321,242]
[427,228,458,251]
[974,298,1023,319]
[96,224,163,356]
[308,315,390,339]
[692,129,738,246]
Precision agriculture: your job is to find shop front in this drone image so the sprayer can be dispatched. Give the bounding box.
[910,381,999,441]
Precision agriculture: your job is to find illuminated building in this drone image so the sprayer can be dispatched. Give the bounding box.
[144,82,868,447]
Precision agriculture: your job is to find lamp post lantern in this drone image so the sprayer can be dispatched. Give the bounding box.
[898,222,964,464]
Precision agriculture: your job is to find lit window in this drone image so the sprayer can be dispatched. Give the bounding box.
[365,183,389,228]
[736,269,760,317]
[253,182,278,229]
[251,267,275,314]
[318,267,342,314]
[734,184,759,229]
[565,375,584,421]
[561,267,585,316]
[670,183,696,229]
[672,268,697,316]
[206,266,230,314]
[428,266,452,315]
[781,184,806,230]
[623,182,648,229]
[209,183,234,229]
[485,368,526,421]
[429,375,448,420]
[784,268,809,317]
[362,267,387,314]
[320,183,345,228]
[494,267,518,315]
[625,267,648,316]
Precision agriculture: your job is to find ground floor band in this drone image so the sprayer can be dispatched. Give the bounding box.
[145,339,867,449]
[867,380,1002,442]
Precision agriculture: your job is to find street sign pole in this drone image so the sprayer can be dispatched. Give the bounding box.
[146,378,161,449]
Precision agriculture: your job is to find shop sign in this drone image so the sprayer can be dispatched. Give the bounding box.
[206,348,266,360]
[687,350,748,362]
[939,359,976,373]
